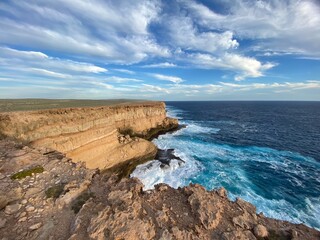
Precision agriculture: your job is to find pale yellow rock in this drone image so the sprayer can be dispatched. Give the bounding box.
[4,203,21,215]
[29,222,42,230]
[0,102,177,170]
[254,224,268,238]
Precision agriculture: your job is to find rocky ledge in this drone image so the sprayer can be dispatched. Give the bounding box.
[0,139,319,240]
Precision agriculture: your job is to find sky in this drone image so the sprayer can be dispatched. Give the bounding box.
[0,0,320,101]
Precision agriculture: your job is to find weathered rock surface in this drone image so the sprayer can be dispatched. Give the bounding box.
[0,102,178,169]
[0,139,319,240]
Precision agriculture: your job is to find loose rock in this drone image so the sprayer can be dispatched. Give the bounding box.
[217,187,227,198]
[29,222,42,231]
[253,224,268,238]
[18,217,27,222]
[26,205,35,212]
[4,203,21,215]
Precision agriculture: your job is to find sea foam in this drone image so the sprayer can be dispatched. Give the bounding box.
[131,104,320,230]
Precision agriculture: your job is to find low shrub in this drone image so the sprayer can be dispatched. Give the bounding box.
[11,165,44,180]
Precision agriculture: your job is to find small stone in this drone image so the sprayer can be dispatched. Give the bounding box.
[291,229,298,238]
[18,217,27,222]
[21,199,27,205]
[5,203,21,215]
[26,205,35,212]
[0,173,5,180]
[156,184,168,192]
[253,224,268,238]
[217,187,227,198]
[0,218,6,228]
[0,196,9,210]
[20,212,27,218]
[29,222,42,230]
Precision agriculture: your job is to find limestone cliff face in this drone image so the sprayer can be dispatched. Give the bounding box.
[0,102,178,169]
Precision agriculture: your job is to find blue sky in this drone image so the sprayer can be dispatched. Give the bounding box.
[0,0,319,100]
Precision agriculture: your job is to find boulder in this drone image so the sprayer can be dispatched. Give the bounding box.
[4,203,21,215]
[253,224,268,238]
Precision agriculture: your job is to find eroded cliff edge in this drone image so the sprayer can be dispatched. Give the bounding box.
[0,140,319,240]
[0,101,178,170]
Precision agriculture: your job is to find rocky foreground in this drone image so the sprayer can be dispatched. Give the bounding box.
[0,139,319,240]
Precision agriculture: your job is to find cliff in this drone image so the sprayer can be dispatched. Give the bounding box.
[0,101,319,240]
[0,102,178,170]
[0,140,319,240]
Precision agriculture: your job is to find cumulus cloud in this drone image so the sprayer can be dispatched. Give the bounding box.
[166,15,239,53]
[0,0,318,100]
[177,52,276,81]
[182,0,320,57]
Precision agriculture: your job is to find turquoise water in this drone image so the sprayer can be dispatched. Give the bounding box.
[131,102,320,230]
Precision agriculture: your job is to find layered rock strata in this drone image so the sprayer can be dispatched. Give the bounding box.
[0,102,178,169]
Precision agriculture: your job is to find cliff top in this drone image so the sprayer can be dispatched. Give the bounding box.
[0,99,160,113]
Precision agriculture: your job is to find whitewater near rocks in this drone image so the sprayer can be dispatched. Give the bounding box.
[131,102,320,230]
[0,139,319,240]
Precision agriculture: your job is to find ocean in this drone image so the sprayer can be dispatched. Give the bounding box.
[131,101,320,230]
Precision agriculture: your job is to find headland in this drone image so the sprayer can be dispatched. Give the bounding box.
[0,100,318,239]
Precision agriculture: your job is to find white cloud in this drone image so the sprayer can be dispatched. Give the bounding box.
[219,81,320,91]
[29,68,70,79]
[0,0,168,64]
[178,52,276,80]
[132,80,320,99]
[140,84,170,94]
[0,0,318,99]
[112,69,136,75]
[182,0,320,57]
[141,62,177,68]
[0,47,107,74]
[103,76,143,83]
[166,15,239,53]
[151,74,184,84]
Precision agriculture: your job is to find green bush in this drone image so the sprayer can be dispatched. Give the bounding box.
[45,184,65,199]
[11,165,44,180]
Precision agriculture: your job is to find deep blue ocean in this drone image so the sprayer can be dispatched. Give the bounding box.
[131,101,320,230]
